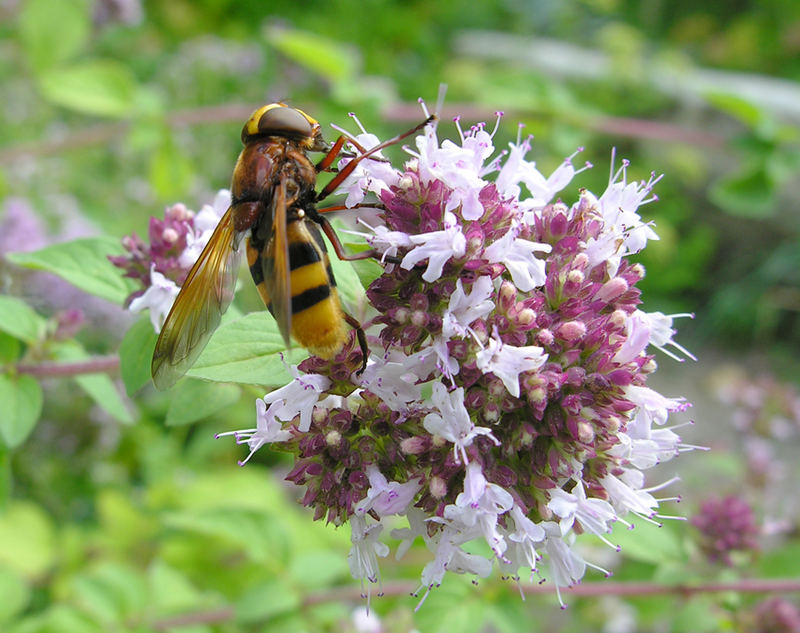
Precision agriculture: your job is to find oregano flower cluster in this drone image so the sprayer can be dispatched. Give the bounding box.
[220,105,695,604]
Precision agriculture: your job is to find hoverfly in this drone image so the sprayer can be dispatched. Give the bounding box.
[151,103,435,390]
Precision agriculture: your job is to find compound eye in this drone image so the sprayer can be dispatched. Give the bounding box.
[258,107,313,138]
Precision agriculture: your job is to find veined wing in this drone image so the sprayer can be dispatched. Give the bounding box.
[152,207,241,390]
[263,174,293,349]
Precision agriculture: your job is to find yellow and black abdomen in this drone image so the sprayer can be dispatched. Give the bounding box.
[247,216,348,359]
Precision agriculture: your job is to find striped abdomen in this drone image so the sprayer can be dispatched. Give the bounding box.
[247,217,348,359]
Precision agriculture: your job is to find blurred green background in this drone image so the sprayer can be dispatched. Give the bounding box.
[1,0,800,631]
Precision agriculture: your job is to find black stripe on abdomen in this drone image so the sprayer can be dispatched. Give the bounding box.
[292,284,331,313]
[288,240,322,270]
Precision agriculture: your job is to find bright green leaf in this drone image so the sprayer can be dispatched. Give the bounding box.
[18,0,89,72]
[70,563,147,624]
[6,237,135,304]
[0,296,47,344]
[288,549,348,589]
[187,313,306,385]
[0,374,43,448]
[704,92,764,128]
[0,566,29,623]
[0,501,56,579]
[52,342,133,425]
[758,541,800,578]
[266,26,358,81]
[38,60,138,118]
[149,137,194,199]
[0,332,21,363]
[608,520,686,565]
[148,561,204,614]
[709,163,776,218]
[33,604,105,633]
[236,580,300,623]
[165,380,241,426]
[118,317,157,396]
[162,508,289,567]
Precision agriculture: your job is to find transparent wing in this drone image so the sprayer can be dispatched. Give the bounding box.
[263,174,293,349]
[152,207,241,390]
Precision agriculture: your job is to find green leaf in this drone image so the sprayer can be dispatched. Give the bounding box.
[118,317,157,396]
[0,374,43,448]
[187,313,306,386]
[0,566,30,623]
[148,136,194,199]
[287,549,348,589]
[236,580,300,623]
[0,332,21,363]
[18,0,89,72]
[0,296,47,344]
[38,60,138,118]
[69,563,147,624]
[52,342,133,425]
[266,26,358,81]
[162,508,289,566]
[709,163,776,218]
[165,380,241,426]
[0,501,56,579]
[608,520,686,566]
[758,541,800,578]
[704,92,764,128]
[6,237,135,304]
[147,561,204,614]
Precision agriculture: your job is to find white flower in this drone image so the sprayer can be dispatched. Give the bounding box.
[352,606,382,633]
[637,310,697,361]
[596,170,661,256]
[614,310,652,365]
[336,131,402,207]
[348,514,389,589]
[443,461,514,557]
[391,507,429,560]
[129,267,180,332]
[359,356,422,411]
[475,332,548,398]
[179,189,231,269]
[413,126,494,221]
[262,365,331,432]
[519,154,579,208]
[348,220,414,263]
[441,276,495,340]
[355,465,422,517]
[601,471,659,519]
[418,525,492,602]
[215,399,291,464]
[483,227,552,292]
[625,384,688,427]
[542,524,587,605]
[503,504,546,576]
[547,480,617,542]
[401,211,466,282]
[423,383,499,464]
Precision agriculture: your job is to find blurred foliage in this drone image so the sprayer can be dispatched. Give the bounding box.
[2,0,800,631]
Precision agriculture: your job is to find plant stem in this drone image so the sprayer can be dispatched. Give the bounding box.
[302,577,800,606]
[16,355,120,377]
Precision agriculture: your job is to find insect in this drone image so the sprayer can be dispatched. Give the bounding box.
[151,103,435,390]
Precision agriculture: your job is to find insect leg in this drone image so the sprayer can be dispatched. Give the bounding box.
[315,114,437,203]
[343,312,368,374]
[313,214,401,265]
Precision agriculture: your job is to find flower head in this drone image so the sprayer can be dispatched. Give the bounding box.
[217,104,695,605]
